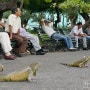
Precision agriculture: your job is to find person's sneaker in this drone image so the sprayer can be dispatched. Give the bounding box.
[75,47,81,51]
[40,49,49,53]
[83,47,88,50]
[15,52,23,57]
[36,49,45,55]
[63,48,68,51]
[69,47,77,51]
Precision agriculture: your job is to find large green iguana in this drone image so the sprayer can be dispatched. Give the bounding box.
[0,62,40,82]
[60,56,90,68]
[0,63,5,71]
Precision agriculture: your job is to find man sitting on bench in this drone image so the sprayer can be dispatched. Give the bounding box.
[41,19,76,51]
[70,22,87,50]
[20,27,46,55]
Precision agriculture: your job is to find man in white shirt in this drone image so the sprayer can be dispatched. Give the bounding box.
[41,19,76,51]
[5,7,28,57]
[70,22,87,50]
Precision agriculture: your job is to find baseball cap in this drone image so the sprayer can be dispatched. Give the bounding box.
[44,20,51,23]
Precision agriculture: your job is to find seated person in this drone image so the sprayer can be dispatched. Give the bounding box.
[41,19,76,51]
[20,27,45,55]
[5,7,28,57]
[69,22,87,50]
[84,25,90,36]
[84,25,90,42]
[0,21,15,60]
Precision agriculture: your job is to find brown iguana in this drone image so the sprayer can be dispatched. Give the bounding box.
[0,62,40,82]
[0,63,5,71]
[60,56,90,68]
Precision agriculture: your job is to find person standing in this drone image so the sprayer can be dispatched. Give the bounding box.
[5,7,28,57]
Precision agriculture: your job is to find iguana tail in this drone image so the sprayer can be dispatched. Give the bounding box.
[0,76,11,82]
[30,62,40,76]
[60,63,72,67]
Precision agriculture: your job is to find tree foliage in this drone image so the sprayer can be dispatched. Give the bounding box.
[59,0,90,13]
[58,0,90,27]
[21,9,31,26]
[44,0,52,3]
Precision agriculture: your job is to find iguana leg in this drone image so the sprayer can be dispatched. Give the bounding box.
[28,73,32,82]
[79,63,86,68]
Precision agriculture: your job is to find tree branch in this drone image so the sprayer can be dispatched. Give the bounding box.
[0,0,18,18]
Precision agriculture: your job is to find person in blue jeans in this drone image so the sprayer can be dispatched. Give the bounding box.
[84,25,90,42]
[41,19,76,50]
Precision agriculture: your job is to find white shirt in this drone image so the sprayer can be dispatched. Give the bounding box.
[70,26,83,36]
[5,14,21,33]
[42,24,56,37]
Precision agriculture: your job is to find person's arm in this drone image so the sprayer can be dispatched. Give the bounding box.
[78,33,85,37]
[41,19,45,26]
[74,32,85,37]
[71,26,78,36]
[78,29,86,37]
[17,29,20,36]
[9,25,13,39]
[73,27,84,36]
[17,18,21,36]
[74,33,78,36]
[8,15,14,39]
[73,30,79,36]
[0,21,5,27]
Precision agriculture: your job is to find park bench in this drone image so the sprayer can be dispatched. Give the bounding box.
[33,27,66,52]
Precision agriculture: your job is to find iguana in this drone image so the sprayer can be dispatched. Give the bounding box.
[0,62,40,82]
[60,56,90,68]
[0,63,5,71]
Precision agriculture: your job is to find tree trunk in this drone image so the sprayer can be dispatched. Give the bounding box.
[82,18,90,30]
[80,12,89,21]
[80,12,90,30]
[20,0,24,10]
[54,1,60,29]
[0,0,18,18]
[0,0,2,4]
[68,14,78,29]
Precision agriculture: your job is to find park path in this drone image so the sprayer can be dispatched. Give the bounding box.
[0,50,90,90]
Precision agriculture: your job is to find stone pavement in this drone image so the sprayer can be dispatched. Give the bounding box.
[0,50,90,90]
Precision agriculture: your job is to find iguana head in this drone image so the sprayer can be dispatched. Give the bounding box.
[83,56,90,62]
[79,56,90,67]
[30,62,40,76]
[0,63,5,72]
